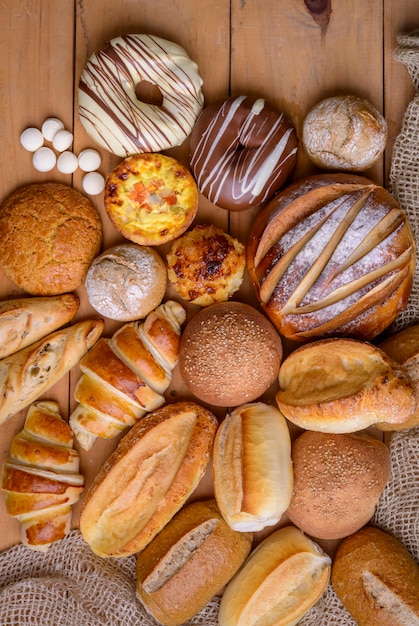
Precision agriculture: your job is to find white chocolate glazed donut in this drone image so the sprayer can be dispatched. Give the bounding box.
[78,34,204,157]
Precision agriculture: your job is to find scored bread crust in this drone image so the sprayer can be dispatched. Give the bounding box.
[79,401,218,558]
[276,337,416,433]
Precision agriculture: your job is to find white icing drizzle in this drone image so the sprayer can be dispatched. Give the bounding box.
[78,34,204,157]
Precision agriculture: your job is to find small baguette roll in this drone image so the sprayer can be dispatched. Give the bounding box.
[219,525,331,626]
[135,499,253,626]
[276,337,416,432]
[213,402,293,532]
[79,401,218,558]
[0,293,79,359]
[332,526,419,626]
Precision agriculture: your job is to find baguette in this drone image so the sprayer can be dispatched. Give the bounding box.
[0,319,104,426]
[79,401,218,558]
[0,293,79,359]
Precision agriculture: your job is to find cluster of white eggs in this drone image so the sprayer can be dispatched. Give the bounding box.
[19,117,105,195]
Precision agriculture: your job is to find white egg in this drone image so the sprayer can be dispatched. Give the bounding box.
[82,171,105,195]
[41,117,65,141]
[32,147,57,172]
[20,127,44,152]
[57,151,79,174]
[78,148,102,172]
[52,129,73,152]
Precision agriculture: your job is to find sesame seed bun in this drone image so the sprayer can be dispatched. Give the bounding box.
[178,301,283,407]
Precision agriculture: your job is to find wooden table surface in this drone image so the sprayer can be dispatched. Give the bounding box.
[0,0,418,554]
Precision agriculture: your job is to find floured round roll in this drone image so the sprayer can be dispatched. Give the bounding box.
[85,243,167,321]
[213,402,293,532]
[286,431,391,540]
[218,525,331,626]
[276,337,416,433]
[135,499,252,626]
[247,173,416,342]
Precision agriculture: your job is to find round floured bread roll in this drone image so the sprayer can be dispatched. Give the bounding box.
[302,95,387,171]
[0,183,102,295]
[178,302,283,407]
[85,243,167,321]
[286,431,391,540]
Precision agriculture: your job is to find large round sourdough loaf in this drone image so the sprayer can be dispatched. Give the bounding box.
[247,173,416,342]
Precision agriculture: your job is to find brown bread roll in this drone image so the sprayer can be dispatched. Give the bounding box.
[79,401,218,558]
[135,499,253,626]
[332,526,419,625]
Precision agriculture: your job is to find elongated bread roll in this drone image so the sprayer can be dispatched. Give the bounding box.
[213,402,293,532]
[79,401,218,558]
[0,319,104,426]
[135,499,253,626]
[0,293,79,359]
[1,401,84,551]
[69,301,186,450]
[219,525,331,626]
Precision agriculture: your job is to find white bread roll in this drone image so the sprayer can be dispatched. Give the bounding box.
[135,499,253,626]
[213,402,293,532]
[332,526,419,625]
[219,525,331,626]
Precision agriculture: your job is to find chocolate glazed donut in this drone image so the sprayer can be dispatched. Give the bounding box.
[189,96,298,212]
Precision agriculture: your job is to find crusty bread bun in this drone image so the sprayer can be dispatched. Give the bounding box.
[332,526,419,625]
[79,401,218,557]
[247,173,415,342]
[0,183,102,295]
[166,224,246,306]
[286,431,391,540]
[135,499,253,626]
[218,525,331,626]
[85,243,167,321]
[276,337,416,433]
[302,95,387,171]
[213,402,293,532]
[178,302,283,407]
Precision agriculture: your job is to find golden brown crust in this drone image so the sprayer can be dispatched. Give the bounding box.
[0,183,102,295]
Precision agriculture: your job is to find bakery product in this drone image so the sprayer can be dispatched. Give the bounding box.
[166,224,246,305]
[1,401,84,551]
[79,401,218,557]
[0,293,79,359]
[189,95,298,211]
[332,526,419,625]
[302,95,387,171]
[247,173,416,341]
[69,300,186,450]
[0,183,102,295]
[135,499,253,626]
[218,525,331,626]
[78,34,203,157]
[276,337,416,432]
[286,431,391,540]
[104,153,198,246]
[178,301,283,407]
[85,243,167,321]
[212,402,293,532]
[0,319,104,427]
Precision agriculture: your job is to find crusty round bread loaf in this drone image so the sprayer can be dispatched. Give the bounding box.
[247,173,415,342]
[276,337,416,433]
[332,526,419,626]
[85,243,167,321]
[286,431,391,540]
[135,499,252,626]
[0,183,102,295]
[302,95,387,171]
[178,302,283,407]
[218,525,331,626]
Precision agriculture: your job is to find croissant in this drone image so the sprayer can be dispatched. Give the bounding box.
[1,400,84,552]
[69,300,186,451]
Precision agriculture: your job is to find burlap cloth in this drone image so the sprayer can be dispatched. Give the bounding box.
[1,31,419,626]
